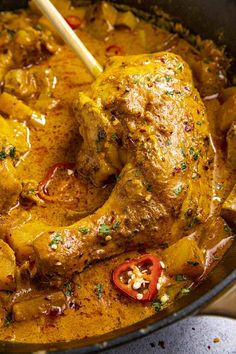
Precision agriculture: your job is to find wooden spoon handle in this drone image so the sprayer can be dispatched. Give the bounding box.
[32,0,103,78]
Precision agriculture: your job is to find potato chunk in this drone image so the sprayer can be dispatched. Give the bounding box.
[13,291,66,322]
[8,221,51,262]
[164,237,205,279]
[0,240,16,291]
[0,160,22,213]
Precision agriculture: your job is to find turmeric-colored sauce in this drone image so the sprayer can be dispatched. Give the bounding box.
[0,0,235,343]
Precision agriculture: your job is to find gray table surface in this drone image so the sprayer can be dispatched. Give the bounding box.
[103,315,236,354]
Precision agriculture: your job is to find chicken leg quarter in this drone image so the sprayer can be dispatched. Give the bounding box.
[33,52,213,279]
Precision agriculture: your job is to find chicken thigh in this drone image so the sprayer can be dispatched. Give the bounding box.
[33,52,213,279]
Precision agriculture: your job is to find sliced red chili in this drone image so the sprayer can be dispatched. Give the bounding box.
[65,16,81,30]
[112,254,163,302]
[105,45,123,57]
[38,162,81,208]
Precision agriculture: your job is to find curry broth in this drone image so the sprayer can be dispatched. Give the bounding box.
[0,0,235,343]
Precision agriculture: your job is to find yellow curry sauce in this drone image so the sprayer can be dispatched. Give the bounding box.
[0,0,235,343]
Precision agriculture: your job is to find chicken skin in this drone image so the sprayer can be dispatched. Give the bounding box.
[33,52,213,279]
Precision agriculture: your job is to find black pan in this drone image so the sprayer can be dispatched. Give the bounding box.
[0,0,235,353]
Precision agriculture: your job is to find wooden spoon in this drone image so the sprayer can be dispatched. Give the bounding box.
[32,0,103,78]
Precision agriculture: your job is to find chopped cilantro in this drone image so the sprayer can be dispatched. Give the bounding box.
[112,221,121,230]
[189,147,195,155]
[79,227,90,235]
[187,261,199,266]
[181,288,190,295]
[175,274,187,281]
[0,150,7,161]
[9,147,16,159]
[146,184,153,192]
[165,75,173,82]
[49,232,62,250]
[160,242,169,249]
[152,297,168,312]
[110,133,118,142]
[173,184,183,195]
[34,23,43,31]
[3,312,12,327]
[28,188,36,195]
[64,282,73,297]
[180,161,187,172]
[95,283,104,299]
[176,63,184,71]
[181,147,186,157]
[98,224,110,235]
[165,90,174,96]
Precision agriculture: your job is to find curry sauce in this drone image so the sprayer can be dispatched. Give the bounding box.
[0,0,235,343]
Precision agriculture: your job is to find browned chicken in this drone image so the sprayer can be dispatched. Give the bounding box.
[33,52,214,280]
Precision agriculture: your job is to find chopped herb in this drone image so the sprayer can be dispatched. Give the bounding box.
[160,242,169,249]
[175,274,187,281]
[187,261,199,266]
[176,63,184,71]
[28,188,36,195]
[49,232,62,250]
[165,75,173,82]
[0,150,7,161]
[34,23,43,31]
[189,216,200,228]
[9,146,16,159]
[6,29,15,38]
[112,221,121,230]
[189,147,198,160]
[79,227,90,235]
[64,282,73,297]
[189,147,195,155]
[152,297,168,312]
[98,224,110,235]
[110,133,118,142]
[196,121,202,126]
[181,147,186,157]
[203,58,210,64]
[3,312,12,327]
[181,288,190,295]
[95,283,104,299]
[146,184,153,192]
[173,184,183,196]
[165,139,172,146]
[165,90,174,96]
[180,161,187,172]
[224,223,231,233]
[193,152,198,161]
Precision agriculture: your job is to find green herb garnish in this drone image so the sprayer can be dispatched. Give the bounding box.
[112,221,121,230]
[173,184,183,195]
[175,274,187,281]
[187,261,199,266]
[49,232,62,250]
[98,224,110,235]
[176,63,184,71]
[79,227,90,235]
[181,288,190,295]
[64,282,73,297]
[95,283,104,299]
[165,75,173,82]
[3,312,12,327]
[180,161,187,172]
